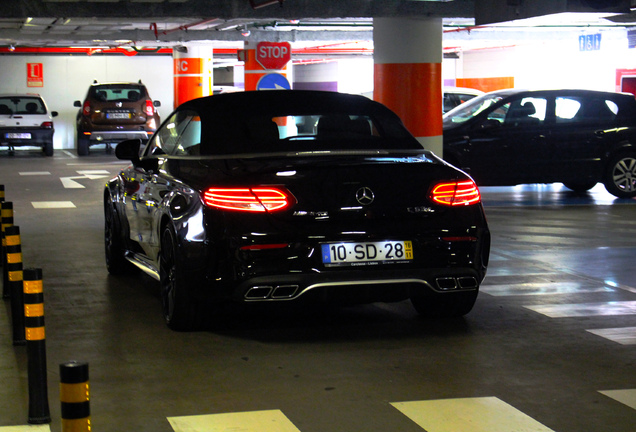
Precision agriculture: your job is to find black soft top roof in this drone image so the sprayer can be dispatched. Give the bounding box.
[179,90,403,121]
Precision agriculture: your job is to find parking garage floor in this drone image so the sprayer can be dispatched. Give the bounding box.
[1,149,635,432]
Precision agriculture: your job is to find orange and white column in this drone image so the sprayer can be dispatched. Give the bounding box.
[374,18,443,156]
[173,45,213,108]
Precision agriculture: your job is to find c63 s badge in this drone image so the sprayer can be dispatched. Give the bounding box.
[407,206,436,214]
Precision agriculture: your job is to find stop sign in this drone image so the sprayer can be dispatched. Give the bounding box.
[256,42,291,70]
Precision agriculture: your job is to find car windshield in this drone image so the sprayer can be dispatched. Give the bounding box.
[0,96,46,115]
[91,85,146,102]
[443,94,505,127]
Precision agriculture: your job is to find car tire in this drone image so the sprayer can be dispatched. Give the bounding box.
[43,141,54,156]
[604,153,636,198]
[563,181,596,193]
[104,194,133,275]
[410,291,478,319]
[77,134,90,156]
[159,225,200,331]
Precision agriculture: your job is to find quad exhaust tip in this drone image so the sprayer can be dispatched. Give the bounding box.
[245,285,300,300]
[435,276,478,291]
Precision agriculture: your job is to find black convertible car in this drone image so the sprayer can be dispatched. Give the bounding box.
[105,90,490,330]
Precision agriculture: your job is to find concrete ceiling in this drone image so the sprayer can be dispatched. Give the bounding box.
[1,0,636,53]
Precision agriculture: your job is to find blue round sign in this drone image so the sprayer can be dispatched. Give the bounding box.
[256,73,291,91]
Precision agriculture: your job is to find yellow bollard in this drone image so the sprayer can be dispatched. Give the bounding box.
[60,361,91,432]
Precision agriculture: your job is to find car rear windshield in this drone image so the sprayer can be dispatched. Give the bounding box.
[0,97,46,115]
[146,110,422,158]
[90,85,146,103]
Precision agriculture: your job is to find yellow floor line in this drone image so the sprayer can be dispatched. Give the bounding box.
[599,389,636,410]
[392,397,555,432]
[0,426,51,432]
[168,409,302,432]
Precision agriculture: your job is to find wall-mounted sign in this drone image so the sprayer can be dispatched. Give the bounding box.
[255,42,291,70]
[27,63,43,87]
[579,34,602,51]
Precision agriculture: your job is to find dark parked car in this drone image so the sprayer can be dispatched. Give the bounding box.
[443,89,636,198]
[105,90,490,330]
[0,94,58,156]
[74,80,161,156]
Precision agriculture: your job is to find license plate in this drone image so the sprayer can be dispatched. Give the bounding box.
[106,112,131,119]
[321,241,413,266]
[6,133,31,139]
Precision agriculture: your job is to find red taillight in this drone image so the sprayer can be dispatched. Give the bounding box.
[203,187,293,212]
[145,100,154,116]
[40,121,53,129]
[82,100,91,116]
[430,180,481,206]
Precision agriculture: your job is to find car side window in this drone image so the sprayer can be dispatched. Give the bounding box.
[173,111,202,156]
[503,97,547,127]
[145,111,195,156]
[557,96,619,124]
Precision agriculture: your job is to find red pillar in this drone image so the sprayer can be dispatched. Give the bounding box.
[374,18,443,156]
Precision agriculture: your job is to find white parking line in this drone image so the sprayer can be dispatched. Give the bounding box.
[587,327,636,345]
[168,409,301,432]
[392,397,555,432]
[18,171,51,176]
[524,301,636,318]
[31,201,76,209]
[599,389,636,410]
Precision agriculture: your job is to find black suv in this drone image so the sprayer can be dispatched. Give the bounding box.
[74,81,161,156]
[443,89,636,198]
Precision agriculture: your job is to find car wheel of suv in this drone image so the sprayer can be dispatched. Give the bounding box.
[160,225,200,331]
[410,291,478,319]
[43,141,53,157]
[604,153,636,198]
[104,194,133,275]
[563,181,596,193]
[77,134,90,156]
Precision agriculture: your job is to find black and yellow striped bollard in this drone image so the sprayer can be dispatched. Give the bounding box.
[24,268,51,424]
[2,201,15,298]
[60,361,91,432]
[5,225,25,345]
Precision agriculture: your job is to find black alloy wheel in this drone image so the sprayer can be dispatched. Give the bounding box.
[604,153,636,198]
[104,195,132,275]
[159,225,199,331]
[410,291,478,319]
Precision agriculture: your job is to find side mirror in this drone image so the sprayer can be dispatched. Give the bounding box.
[154,100,161,107]
[73,100,81,107]
[115,139,141,165]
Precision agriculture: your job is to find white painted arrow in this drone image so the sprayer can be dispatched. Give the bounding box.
[60,172,110,189]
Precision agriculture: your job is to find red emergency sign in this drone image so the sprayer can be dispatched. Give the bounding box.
[255,42,291,70]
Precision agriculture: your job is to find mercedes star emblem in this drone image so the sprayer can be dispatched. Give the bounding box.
[355,187,375,205]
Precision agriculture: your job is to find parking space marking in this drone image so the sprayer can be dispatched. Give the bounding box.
[168,409,301,432]
[599,389,636,410]
[587,327,636,345]
[31,201,76,209]
[0,425,50,431]
[391,397,555,432]
[481,281,614,297]
[18,171,50,176]
[524,301,636,318]
[60,170,110,189]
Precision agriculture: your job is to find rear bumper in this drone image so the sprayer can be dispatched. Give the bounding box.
[81,130,151,144]
[0,128,53,146]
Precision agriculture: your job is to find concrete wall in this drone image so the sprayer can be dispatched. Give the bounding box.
[0,54,174,150]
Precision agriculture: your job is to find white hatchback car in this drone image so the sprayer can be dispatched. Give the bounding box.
[443,87,484,113]
[0,94,58,156]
